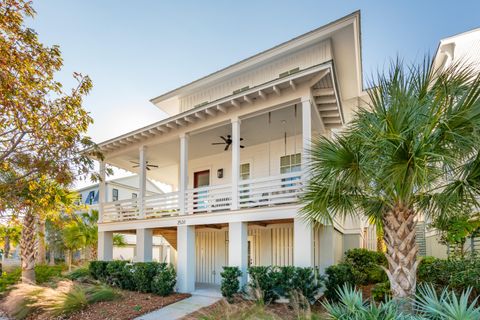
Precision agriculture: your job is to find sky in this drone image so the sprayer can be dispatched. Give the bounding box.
[25,0,480,187]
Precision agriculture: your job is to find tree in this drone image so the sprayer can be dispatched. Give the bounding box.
[0,1,104,283]
[0,220,21,259]
[302,58,480,303]
[431,213,480,258]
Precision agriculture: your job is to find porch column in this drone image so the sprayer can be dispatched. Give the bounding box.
[294,217,313,267]
[228,222,248,286]
[98,231,113,261]
[231,118,241,210]
[319,225,336,273]
[98,161,106,223]
[179,134,189,214]
[177,225,195,293]
[135,228,153,262]
[301,98,312,171]
[138,145,147,219]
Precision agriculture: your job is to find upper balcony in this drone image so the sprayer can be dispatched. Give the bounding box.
[94,63,344,224]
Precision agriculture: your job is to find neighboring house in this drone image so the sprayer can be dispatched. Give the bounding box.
[77,175,170,262]
[421,28,480,258]
[91,12,374,293]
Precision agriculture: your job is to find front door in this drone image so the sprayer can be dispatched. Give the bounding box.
[194,170,210,211]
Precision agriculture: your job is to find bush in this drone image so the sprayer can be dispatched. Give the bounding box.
[89,261,109,281]
[417,256,480,297]
[131,262,161,293]
[0,268,21,293]
[105,261,135,290]
[248,266,323,304]
[371,281,391,302]
[152,264,176,296]
[1,265,64,294]
[220,266,242,302]
[344,248,387,285]
[66,267,90,281]
[324,263,357,301]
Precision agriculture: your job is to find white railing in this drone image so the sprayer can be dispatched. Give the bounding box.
[238,171,303,209]
[103,198,140,222]
[185,184,232,214]
[144,192,180,218]
[101,172,303,222]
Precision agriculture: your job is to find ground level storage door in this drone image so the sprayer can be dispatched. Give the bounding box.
[195,229,227,285]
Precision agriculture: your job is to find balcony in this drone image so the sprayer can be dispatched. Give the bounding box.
[101,171,303,222]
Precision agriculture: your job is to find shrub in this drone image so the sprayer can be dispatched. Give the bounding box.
[89,261,109,281]
[0,268,21,293]
[417,256,480,297]
[35,265,63,284]
[66,267,90,281]
[371,281,391,302]
[152,264,176,296]
[220,266,242,302]
[324,263,357,301]
[248,266,277,303]
[105,260,135,290]
[248,266,323,304]
[344,248,387,285]
[131,262,161,293]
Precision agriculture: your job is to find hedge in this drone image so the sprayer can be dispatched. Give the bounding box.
[220,266,242,302]
[89,261,176,295]
[248,266,323,304]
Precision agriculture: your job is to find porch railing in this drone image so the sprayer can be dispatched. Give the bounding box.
[144,192,180,218]
[185,183,232,214]
[238,171,303,209]
[103,198,140,222]
[101,172,303,222]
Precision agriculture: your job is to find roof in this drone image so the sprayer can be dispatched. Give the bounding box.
[150,11,361,104]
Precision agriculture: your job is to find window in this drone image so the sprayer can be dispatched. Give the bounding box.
[112,188,119,201]
[86,191,95,205]
[132,193,137,199]
[280,153,301,174]
[240,163,250,180]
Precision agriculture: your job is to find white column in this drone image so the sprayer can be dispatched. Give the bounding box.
[177,225,195,292]
[231,119,241,210]
[139,146,147,219]
[179,134,189,214]
[301,98,312,171]
[98,231,113,261]
[98,161,106,223]
[135,228,153,262]
[319,225,335,273]
[294,217,313,267]
[228,222,248,286]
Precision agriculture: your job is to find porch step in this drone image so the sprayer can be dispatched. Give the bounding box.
[155,229,178,250]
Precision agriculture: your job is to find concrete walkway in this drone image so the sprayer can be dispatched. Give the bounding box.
[135,284,221,320]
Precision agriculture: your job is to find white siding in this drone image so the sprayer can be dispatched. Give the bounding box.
[179,40,332,112]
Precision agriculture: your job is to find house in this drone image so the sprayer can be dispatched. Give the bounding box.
[76,175,173,262]
[91,11,374,293]
[423,28,480,258]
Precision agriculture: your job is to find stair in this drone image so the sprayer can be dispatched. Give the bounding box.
[154,229,178,250]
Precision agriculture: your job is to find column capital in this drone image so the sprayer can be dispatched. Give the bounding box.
[139,144,147,151]
[301,97,311,104]
[231,117,241,124]
[179,133,190,139]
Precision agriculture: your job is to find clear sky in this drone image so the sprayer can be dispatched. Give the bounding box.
[27,0,480,144]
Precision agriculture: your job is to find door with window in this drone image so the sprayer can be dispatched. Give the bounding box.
[194,170,210,211]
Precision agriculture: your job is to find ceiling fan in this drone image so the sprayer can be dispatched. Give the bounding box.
[211,135,245,151]
[130,160,159,171]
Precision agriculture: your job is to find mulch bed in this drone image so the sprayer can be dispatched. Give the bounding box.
[182,296,326,320]
[64,290,190,320]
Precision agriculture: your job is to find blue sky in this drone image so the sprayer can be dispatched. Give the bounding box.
[28,1,480,143]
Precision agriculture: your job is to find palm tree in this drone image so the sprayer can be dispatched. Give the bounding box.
[302,59,480,302]
[0,221,21,259]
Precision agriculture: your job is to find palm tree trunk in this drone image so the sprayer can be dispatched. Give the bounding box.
[49,248,55,265]
[21,210,36,284]
[36,219,46,265]
[90,244,97,260]
[382,203,419,302]
[4,235,10,259]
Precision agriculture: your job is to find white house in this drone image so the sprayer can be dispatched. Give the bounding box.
[423,28,480,258]
[91,11,374,293]
[76,175,173,262]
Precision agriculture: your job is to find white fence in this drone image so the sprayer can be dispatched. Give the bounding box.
[185,184,232,214]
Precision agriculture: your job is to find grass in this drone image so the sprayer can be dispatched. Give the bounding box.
[1,280,120,319]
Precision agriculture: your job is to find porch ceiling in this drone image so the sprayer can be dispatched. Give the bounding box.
[104,104,306,184]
